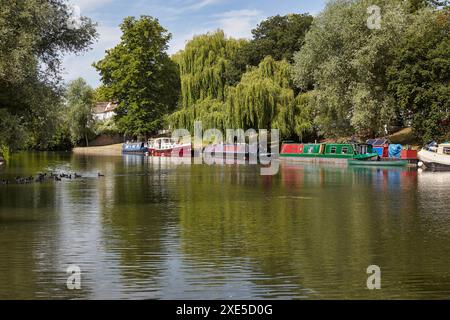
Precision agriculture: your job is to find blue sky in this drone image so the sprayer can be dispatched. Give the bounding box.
[64,0,328,87]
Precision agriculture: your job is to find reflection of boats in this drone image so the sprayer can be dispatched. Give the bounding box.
[203,143,258,159]
[348,159,409,167]
[418,142,450,171]
[149,137,191,157]
[122,142,148,154]
[280,142,378,164]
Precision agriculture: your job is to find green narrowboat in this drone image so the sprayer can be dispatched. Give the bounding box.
[280,142,378,164]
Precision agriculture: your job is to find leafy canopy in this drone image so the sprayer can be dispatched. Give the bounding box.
[66,78,95,146]
[0,0,97,153]
[94,16,180,138]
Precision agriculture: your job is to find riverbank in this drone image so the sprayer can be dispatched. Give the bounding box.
[72,143,123,156]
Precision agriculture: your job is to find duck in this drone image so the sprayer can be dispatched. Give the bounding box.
[98,172,105,177]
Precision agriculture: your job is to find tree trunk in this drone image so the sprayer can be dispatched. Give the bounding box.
[85,134,89,147]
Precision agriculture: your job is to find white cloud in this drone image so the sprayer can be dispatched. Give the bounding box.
[68,0,114,12]
[168,9,263,54]
[215,9,263,39]
[186,0,223,11]
[62,24,121,87]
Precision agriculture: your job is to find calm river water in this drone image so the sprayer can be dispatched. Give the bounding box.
[0,152,449,299]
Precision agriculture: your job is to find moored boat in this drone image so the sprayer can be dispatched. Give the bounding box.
[366,138,418,165]
[418,142,450,171]
[348,159,409,167]
[122,142,148,154]
[150,137,191,157]
[203,143,258,159]
[280,142,378,164]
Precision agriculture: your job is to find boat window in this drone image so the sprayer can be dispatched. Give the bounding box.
[330,147,337,154]
[308,147,314,153]
[444,147,450,155]
[342,147,349,154]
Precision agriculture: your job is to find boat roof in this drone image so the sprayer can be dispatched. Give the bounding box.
[367,138,388,146]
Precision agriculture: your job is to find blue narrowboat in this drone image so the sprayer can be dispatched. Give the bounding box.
[122,142,148,154]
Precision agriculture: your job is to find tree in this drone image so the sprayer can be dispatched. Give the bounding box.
[407,0,449,12]
[169,42,313,140]
[93,85,113,103]
[0,0,97,152]
[94,16,180,138]
[172,30,246,108]
[66,78,95,147]
[388,8,450,143]
[292,0,411,138]
[229,56,313,138]
[228,13,313,83]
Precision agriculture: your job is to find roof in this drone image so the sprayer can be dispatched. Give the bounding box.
[93,102,117,114]
[367,138,389,146]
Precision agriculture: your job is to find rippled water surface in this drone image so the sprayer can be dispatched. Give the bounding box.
[0,152,449,299]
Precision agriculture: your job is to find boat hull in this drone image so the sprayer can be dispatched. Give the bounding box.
[348,160,408,167]
[150,144,192,157]
[418,149,450,171]
[279,156,350,164]
[122,143,147,154]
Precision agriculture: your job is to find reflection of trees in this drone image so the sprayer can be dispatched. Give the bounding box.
[0,152,89,298]
[100,156,177,293]
[175,164,434,298]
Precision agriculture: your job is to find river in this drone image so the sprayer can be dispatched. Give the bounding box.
[0,152,449,299]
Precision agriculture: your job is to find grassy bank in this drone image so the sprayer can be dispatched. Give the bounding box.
[72,143,123,156]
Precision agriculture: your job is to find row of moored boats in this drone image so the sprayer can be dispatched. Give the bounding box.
[122,138,450,171]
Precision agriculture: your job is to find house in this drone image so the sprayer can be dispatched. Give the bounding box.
[92,102,117,121]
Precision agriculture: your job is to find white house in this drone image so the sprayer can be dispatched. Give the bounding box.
[93,102,117,121]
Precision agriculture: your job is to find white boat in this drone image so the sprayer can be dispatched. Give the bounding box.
[418,142,450,171]
[148,137,191,157]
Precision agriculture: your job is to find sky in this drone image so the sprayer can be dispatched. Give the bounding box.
[63,0,328,87]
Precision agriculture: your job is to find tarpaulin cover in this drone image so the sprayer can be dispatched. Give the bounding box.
[388,144,402,158]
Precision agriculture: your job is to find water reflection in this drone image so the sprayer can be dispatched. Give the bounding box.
[0,153,449,299]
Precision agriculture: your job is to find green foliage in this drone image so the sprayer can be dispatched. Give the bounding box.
[94,119,120,136]
[292,0,411,138]
[173,30,246,108]
[232,13,313,74]
[388,8,450,143]
[94,16,180,138]
[169,52,313,139]
[93,85,113,103]
[0,0,97,153]
[66,78,95,146]
[407,0,449,12]
[0,109,26,153]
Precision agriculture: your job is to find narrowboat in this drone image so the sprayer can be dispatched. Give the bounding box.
[149,137,191,157]
[280,142,378,164]
[418,142,450,171]
[122,142,148,154]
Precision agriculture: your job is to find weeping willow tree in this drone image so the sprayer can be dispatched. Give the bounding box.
[228,56,313,139]
[167,30,243,132]
[168,31,313,139]
[172,30,246,108]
